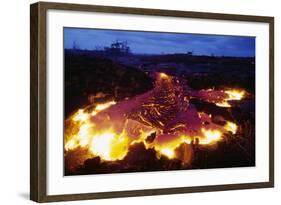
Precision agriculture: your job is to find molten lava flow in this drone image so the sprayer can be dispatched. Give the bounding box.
[200,128,222,144]
[72,109,89,122]
[224,121,238,134]
[216,89,246,107]
[91,101,116,116]
[90,130,129,161]
[64,101,118,153]
[159,72,169,79]
[154,135,189,159]
[160,148,175,159]
[192,88,246,108]
[225,89,245,100]
[64,74,243,173]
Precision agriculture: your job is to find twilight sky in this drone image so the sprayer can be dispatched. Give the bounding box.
[64,27,255,57]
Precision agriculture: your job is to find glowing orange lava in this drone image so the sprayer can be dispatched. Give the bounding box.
[65,100,238,163]
[64,76,243,171]
[216,89,246,107]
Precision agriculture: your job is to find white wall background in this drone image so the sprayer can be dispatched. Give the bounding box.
[0,0,279,204]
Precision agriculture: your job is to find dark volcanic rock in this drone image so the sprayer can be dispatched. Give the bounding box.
[64,49,153,117]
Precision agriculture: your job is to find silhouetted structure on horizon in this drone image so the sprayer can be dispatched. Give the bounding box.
[104,40,131,56]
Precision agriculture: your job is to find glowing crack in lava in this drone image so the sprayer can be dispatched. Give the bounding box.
[64,73,244,173]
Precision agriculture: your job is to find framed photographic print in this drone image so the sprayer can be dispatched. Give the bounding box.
[30,1,274,202]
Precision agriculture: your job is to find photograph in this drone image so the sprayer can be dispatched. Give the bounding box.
[63,28,256,176]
